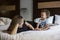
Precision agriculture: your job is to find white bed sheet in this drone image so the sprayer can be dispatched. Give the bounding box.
[0,25,60,40]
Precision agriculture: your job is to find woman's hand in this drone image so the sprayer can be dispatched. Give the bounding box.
[25,22,35,30]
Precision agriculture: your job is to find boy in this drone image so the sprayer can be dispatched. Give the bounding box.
[34,9,50,30]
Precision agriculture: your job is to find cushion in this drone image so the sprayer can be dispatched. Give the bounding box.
[34,18,40,23]
[0,17,12,30]
[0,21,5,25]
[34,16,54,24]
[47,16,54,24]
[0,17,12,25]
[55,15,60,25]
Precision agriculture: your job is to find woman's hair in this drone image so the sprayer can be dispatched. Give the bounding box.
[7,15,24,31]
[13,15,24,24]
[41,9,50,18]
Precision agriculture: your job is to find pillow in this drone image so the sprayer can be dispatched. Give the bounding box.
[55,15,60,25]
[0,17,12,30]
[34,16,54,24]
[34,18,40,23]
[0,21,5,25]
[47,16,54,24]
[0,17,12,24]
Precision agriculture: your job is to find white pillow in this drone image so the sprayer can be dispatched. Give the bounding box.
[34,18,40,23]
[0,17,12,30]
[55,15,60,25]
[0,17,12,24]
[47,16,54,24]
[0,21,5,25]
[34,16,54,24]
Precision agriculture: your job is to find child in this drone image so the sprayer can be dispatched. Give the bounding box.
[6,15,34,35]
[34,9,50,30]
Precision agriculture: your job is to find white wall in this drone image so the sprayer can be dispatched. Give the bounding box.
[20,0,33,21]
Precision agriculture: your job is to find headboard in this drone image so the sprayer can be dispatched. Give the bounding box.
[38,1,60,16]
[38,8,60,16]
[33,1,60,25]
[33,1,60,19]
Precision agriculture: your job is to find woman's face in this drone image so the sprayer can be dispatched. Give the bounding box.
[41,12,47,19]
[18,19,24,28]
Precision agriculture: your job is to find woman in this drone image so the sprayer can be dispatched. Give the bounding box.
[6,15,34,35]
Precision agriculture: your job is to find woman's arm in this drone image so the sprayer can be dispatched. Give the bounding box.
[34,23,40,30]
[25,22,34,30]
[34,18,41,30]
[7,24,19,35]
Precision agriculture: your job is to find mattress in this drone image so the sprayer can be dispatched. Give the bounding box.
[0,25,60,40]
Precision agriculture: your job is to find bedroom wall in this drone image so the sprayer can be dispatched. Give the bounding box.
[0,0,20,19]
[20,0,33,21]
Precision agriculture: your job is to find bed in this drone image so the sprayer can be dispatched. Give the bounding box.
[0,24,60,40]
[0,11,60,40]
[0,14,60,40]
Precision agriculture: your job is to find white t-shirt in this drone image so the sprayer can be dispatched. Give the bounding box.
[34,18,49,27]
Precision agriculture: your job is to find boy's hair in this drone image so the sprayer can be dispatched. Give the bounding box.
[41,9,50,18]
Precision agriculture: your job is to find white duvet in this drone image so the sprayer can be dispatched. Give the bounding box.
[0,25,60,40]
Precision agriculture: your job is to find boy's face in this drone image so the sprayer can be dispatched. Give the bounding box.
[41,12,47,19]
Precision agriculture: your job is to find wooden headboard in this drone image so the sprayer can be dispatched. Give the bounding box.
[33,1,60,19]
[38,1,60,16]
[38,8,60,16]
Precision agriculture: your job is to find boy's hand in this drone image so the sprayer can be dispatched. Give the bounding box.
[41,26,50,31]
[34,28,41,31]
